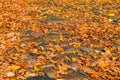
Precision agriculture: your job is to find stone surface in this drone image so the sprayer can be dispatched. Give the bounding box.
[43,66,56,79]
[80,47,94,53]
[27,76,55,80]
[62,72,90,80]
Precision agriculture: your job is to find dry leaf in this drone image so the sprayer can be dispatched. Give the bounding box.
[34,62,42,71]
[11,65,21,71]
[90,73,99,78]
[6,72,15,77]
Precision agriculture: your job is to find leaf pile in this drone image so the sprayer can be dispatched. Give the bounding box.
[0,0,120,80]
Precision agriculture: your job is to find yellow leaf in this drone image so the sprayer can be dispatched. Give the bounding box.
[1,41,6,44]
[107,13,115,17]
[102,29,106,32]
[14,53,20,57]
[65,56,71,61]
[59,35,63,41]
[43,16,47,19]
[112,56,116,61]
[14,46,20,51]
[49,48,56,52]
[34,62,42,66]
[62,67,68,71]
[71,58,77,62]
[109,19,113,22]
[72,50,77,54]
[40,46,44,50]
[57,79,65,80]
[50,60,57,63]
[104,47,112,56]
[101,63,108,68]
[0,22,3,26]
[34,62,42,71]
[11,65,21,71]
[61,65,69,71]
[83,78,89,80]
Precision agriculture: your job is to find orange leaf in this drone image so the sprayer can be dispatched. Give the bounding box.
[17,61,28,69]
[90,73,99,78]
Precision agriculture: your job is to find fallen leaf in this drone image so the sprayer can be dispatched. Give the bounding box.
[6,72,15,77]
[50,60,57,63]
[11,65,21,71]
[17,61,28,69]
[34,62,42,71]
[71,57,78,62]
[107,13,115,17]
[104,47,112,56]
[83,78,89,80]
[90,73,99,78]
[59,35,63,41]
[6,32,15,38]
[61,65,69,71]
[0,22,3,26]
[57,79,65,80]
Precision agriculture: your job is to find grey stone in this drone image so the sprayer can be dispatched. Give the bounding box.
[80,47,94,53]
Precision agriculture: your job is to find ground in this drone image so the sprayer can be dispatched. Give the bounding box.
[0,0,120,80]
